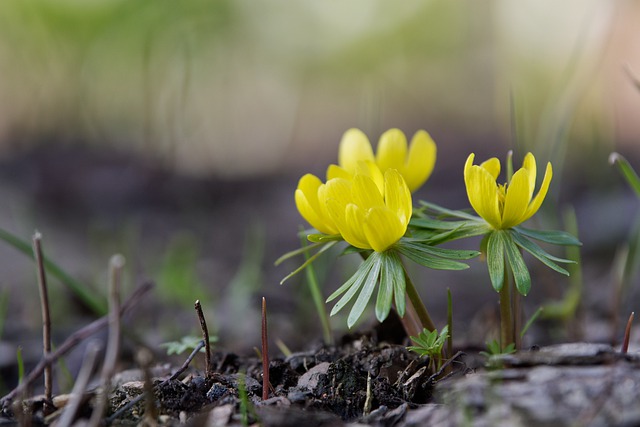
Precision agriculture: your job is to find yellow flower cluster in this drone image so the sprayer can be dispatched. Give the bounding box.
[295,128,437,252]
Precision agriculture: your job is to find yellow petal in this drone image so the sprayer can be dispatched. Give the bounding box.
[326,164,352,181]
[339,128,374,174]
[384,169,412,226]
[355,160,385,195]
[465,165,502,229]
[464,153,476,181]
[375,128,407,172]
[294,174,336,234]
[521,153,536,200]
[352,173,384,208]
[521,162,553,223]
[501,168,532,228]
[324,178,355,240]
[363,207,405,252]
[342,203,370,249]
[324,178,352,211]
[480,158,501,180]
[402,130,437,192]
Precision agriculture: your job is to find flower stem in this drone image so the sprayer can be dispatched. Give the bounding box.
[300,231,333,346]
[404,267,436,333]
[513,284,522,350]
[499,263,514,352]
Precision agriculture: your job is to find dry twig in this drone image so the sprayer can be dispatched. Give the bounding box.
[622,312,635,354]
[55,342,101,427]
[262,297,269,401]
[1,281,153,406]
[32,232,53,409]
[88,255,125,427]
[194,300,212,377]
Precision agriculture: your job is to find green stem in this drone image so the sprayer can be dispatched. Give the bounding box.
[447,288,453,359]
[404,267,436,332]
[513,283,522,350]
[499,263,514,352]
[300,234,333,346]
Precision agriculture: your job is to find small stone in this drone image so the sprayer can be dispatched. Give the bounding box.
[297,362,330,393]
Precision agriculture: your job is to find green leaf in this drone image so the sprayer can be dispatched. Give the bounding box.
[418,201,481,221]
[397,244,470,270]
[274,240,326,266]
[160,335,218,355]
[392,256,407,318]
[307,233,343,243]
[416,223,489,245]
[328,253,378,317]
[504,232,531,296]
[610,152,640,198]
[510,231,572,276]
[520,307,544,339]
[396,240,477,271]
[486,231,505,292]
[400,240,479,260]
[515,227,581,246]
[410,217,470,231]
[376,252,402,322]
[348,253,382,328]
[407,325,449,357]
[279,241,337,284]
[0,228,107,315]
[480,340,516,358]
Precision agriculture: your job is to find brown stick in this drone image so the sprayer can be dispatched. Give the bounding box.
[137,348,158,425]
[622,312,635,354]
[89,255,125,427]
[55,342,100,427]
[32,232,52,408]
[194,300,212,377]
[1,281,153,405]
[261,297,269,401]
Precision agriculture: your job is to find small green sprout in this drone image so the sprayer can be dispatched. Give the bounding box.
[480,339,516,358]
[408,325,449,371]
[160,335,218,356]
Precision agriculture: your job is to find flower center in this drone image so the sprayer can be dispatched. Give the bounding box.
[497,183,507,213]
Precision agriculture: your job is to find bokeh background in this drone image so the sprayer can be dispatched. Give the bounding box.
[1,0,640,390]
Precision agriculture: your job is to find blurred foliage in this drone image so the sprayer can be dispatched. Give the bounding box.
[0,0,624,178]
[156,232,206,307]
[161,335,218,356]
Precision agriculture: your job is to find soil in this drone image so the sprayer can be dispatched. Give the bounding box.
[3,306,640,427]
[0,311,451,426]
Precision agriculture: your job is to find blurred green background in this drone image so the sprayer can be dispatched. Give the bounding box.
[0,0,639,372]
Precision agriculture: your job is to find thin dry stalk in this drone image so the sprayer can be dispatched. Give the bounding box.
[194,300,212,377]
[622,312,635,354]
[55,342,100,427]
[1,282,153,406]
[138,348,158,427]
[88,255,125,427]
[261,297,269,401]
[32,232,52,409]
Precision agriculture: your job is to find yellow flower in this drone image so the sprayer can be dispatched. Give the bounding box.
[324,166,412,252]
[464,153,552,230]
[336,128,437,193]
[295,174,339,235]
